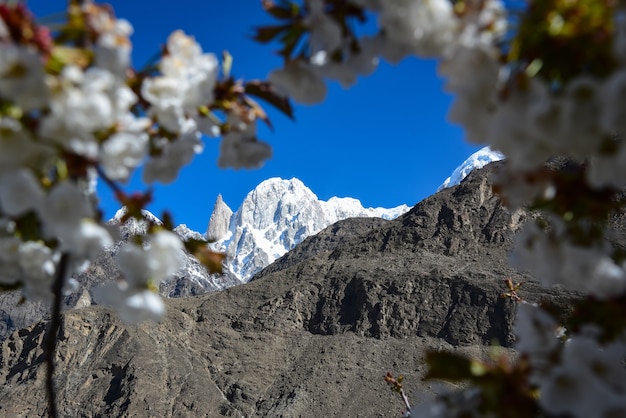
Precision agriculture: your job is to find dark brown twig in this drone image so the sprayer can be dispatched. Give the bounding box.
[43,252,70,418]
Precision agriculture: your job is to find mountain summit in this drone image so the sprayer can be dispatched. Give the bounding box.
[438,146,504,191]
[213,177,411,281]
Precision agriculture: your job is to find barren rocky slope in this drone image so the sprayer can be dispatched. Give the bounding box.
[0,162,592,417]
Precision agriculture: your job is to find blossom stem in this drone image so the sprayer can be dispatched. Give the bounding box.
[43,252,69,418]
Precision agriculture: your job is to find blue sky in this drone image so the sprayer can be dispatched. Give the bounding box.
[28,0,483,233]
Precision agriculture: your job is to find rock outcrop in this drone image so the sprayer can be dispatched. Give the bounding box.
[0,162,590,416]
[206,194,233,242]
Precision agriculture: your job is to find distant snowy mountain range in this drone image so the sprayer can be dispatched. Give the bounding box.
[107,146,503,294]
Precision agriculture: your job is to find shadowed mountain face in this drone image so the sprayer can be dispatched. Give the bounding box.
[0,162,591,417]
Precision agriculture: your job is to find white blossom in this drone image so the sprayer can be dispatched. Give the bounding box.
[95,282,165,324]
[38,180,95,243]
[539,336,626,417]
[0,44,50,110]
[269,61,327,105]
[39,66,129,158]
[440,45,500,145]
[511,221,626,298]
[0,168,44,217]
[378,0,457,57]
[101,131,149,181]
[18,241,57,302]
[218,131,272,169]
[116,230,183,285]
[142,30,218,116]
[306,0,344,56]
[63,220,114,261]
[92,14,133,78]
[142,121,204,184]
[513,303,560,360]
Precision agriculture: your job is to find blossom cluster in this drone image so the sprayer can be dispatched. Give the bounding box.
[0,2,289,324]
[3,0,626,416]
[254,0,626,416]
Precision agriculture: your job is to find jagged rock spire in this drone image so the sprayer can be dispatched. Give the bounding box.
[206,194,233,242]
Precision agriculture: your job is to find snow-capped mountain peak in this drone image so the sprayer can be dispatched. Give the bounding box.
[438,147,504,191]
[214,177,411,282]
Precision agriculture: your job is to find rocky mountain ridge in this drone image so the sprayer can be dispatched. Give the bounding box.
[0,161,596,417]
[0,177,411,340]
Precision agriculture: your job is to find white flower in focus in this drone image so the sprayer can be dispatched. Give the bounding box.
[0,168,44,217]
[101,131,149,181]
[0,45,50,110]
[269,61,327,105]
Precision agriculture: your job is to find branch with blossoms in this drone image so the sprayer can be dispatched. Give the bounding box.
[2,0,626,417]
[0,0,295,310]
[252,0,626,416]
[0,2,297,416]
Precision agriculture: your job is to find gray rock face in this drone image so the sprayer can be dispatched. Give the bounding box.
[0,211,237,340]
[206,194,233,242]
[0,162,589,417]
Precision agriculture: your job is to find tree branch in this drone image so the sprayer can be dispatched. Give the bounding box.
[43,252,70,418]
